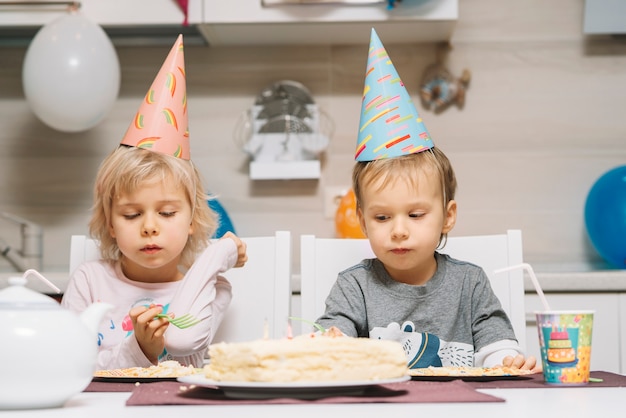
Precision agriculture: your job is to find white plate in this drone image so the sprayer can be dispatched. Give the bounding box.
[178,374,410,399]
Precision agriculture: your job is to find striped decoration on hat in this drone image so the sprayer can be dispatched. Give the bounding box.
[356,28,433,162]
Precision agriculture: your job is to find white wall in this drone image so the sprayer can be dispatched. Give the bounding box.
[1,0,625,275]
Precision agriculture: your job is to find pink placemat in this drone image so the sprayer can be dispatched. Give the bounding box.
[465,371,626,389]
[125,379,505,406]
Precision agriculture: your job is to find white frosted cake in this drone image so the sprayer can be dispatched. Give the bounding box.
[204,328,408,382]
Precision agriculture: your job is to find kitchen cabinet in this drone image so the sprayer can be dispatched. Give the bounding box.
[0,1,457,46]
[198,0,458,45]
[584,0,626,34]
[525,293,624,375]
[0,0,202,27]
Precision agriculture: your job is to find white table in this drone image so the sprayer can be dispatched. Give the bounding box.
[2,387,624,417]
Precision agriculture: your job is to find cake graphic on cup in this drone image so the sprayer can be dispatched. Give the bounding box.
[547,326,578,366]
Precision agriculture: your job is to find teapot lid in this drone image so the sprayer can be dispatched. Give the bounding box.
[0,276,60,309]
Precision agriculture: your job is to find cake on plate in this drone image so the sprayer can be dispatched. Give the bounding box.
[203,327,408,382]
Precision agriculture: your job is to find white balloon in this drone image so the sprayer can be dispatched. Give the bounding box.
[22,13,120,132]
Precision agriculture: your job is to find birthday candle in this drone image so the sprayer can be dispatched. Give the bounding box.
[263,319,269,340]
[286,321,293,339]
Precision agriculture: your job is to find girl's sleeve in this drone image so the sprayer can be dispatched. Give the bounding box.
[163,239,237,357]
[61,265,153,369]
[96,334,153,370]
[61,268,92,313]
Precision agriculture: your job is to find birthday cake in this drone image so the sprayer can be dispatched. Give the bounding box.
[203,328,408,382]
[547,329,576,363]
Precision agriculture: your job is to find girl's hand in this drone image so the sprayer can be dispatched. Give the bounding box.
[221,231,248,268]
[501,354,543,373]
[129,304,169,364]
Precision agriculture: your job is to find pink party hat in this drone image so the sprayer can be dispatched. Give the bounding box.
[355,29,433,161]
[120,34,190,159]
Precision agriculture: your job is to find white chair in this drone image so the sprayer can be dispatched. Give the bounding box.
[211,231,292,343]
[69,231,292,343]
[300,229,526,351]
[69,235,100,276]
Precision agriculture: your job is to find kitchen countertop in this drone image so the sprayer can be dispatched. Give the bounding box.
[2,269,626,295]
[525,270,626,293]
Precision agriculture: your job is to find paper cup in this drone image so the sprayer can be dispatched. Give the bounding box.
[535,310,594,385]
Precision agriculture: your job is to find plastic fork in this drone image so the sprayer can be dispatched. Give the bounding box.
[155,313,202,329]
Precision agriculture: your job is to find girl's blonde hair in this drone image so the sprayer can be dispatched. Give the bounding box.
[89,146,217,268]
[351,147,457,246]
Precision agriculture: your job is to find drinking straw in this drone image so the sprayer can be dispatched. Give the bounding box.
[494,263,551,311]
[23,269,61,294]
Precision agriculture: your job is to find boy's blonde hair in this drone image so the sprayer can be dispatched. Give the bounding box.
[352,147,457,246]
[89,146,217,268]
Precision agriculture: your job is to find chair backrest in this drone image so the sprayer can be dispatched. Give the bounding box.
[300,229,526,351]
[69,235,101,276]
[211,231,292,343]
[69,231,292,343]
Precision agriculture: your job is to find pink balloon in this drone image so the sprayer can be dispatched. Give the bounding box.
[22,13,120,132]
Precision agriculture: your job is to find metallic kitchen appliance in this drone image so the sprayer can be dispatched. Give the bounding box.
[234,80,333,180]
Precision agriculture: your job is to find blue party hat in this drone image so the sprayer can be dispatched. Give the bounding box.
[355,29,433,161]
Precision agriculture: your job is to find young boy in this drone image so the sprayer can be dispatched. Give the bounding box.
[316,29,538,372]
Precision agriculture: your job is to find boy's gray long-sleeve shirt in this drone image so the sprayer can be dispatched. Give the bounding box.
[316,252,521,368]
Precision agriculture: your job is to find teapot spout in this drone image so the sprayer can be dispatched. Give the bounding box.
[80,302,114,335]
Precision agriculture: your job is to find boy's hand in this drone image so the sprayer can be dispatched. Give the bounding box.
[221,231,248,267]
[501,354,542,373]
[129,304,169,364]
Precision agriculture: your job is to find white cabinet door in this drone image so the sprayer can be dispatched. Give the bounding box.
[0,0,202,26]
[200,0,458,45]
[525,293,621,374]
[204,0,457,23]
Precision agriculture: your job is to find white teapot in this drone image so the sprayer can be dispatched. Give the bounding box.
[0,270,112,409]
